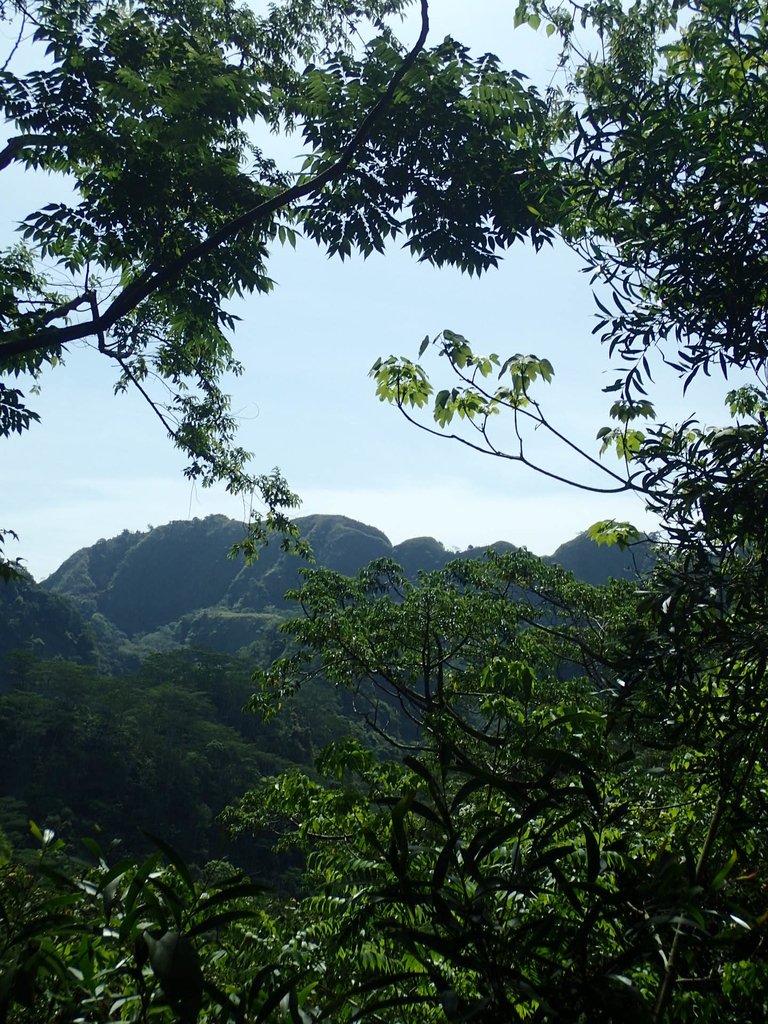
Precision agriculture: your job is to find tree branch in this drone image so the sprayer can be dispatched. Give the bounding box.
[0,134,65,172]
[393,396,635,495]
[0,0,431,362]
[1,11,27,74]
[39,290,93,327]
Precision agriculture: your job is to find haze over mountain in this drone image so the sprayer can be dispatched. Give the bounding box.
[1,513,654,671]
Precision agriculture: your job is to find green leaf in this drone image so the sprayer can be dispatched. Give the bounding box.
[711,850,738,891]
[586,520,642,550]
[143,931,203,1024]
[583,826,601,884]
[144,832,195,896]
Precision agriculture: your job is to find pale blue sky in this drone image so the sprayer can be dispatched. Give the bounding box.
[1,1,734,580]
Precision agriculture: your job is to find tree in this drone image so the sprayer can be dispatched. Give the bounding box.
[0,0,560,575]
[3,0,768,1020]
[228,0,768,1019]
[371,0,768,497]
[368,1,768,1003]
[231,555,657,1022]
[227,538,768,1021]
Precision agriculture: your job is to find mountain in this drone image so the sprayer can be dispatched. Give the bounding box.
[0,514,655,672]
[0,572,97,674]
[0,515,656,868]
[545,531,656,584]
[43,515,393,637]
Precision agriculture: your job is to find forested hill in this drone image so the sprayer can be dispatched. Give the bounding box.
[0,514,653,670]
[0,514,653,868]
[43,514,402,635]
[0,573,97,668]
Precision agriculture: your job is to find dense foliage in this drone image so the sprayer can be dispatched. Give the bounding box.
[0,0,561,573]
[227,548,768,1021]
[2,0,768,1020]
[0,647,385,877]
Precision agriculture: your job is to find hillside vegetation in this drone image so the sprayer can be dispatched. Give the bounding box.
[2,0,764,1017]
[22,513,652,666]
[0,514,649,871]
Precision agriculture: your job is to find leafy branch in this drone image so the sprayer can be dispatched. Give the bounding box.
[0,0,431,362]
[371,329,652,495]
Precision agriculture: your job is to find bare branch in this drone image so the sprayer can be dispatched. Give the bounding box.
[1,9,26,73]
[393,395,636,495]
[448,353,635,488]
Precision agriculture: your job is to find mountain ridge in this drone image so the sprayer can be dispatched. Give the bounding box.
[1,513,654,671]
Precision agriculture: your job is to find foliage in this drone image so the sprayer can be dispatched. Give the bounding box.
[3,0,768,1020]
[5,533,768,1020]
[0,830,279,1024]
[0,0,563,574]
[293,37,560,268]
[0,572,97,667]
[0,650,378,877]
[25,512,644,670]
[369,0,768,491]
[0,531,24,585]
[553,0,768,396]
[232,558,653,1021]
[250,550,633,722]
[222,544,767,1021]
[225,0,768,1018]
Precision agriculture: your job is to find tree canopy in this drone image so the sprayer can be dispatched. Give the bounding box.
[259,0,768,1017]
[2,0,768,1021]
[0,0,560,573]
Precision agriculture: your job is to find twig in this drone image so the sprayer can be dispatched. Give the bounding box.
[1,10,26,73]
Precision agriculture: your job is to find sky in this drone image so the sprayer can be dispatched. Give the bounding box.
[0,0,735,581]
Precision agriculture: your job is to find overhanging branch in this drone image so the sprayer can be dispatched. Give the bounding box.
[0,134,65,172]
[0,0,430,363]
